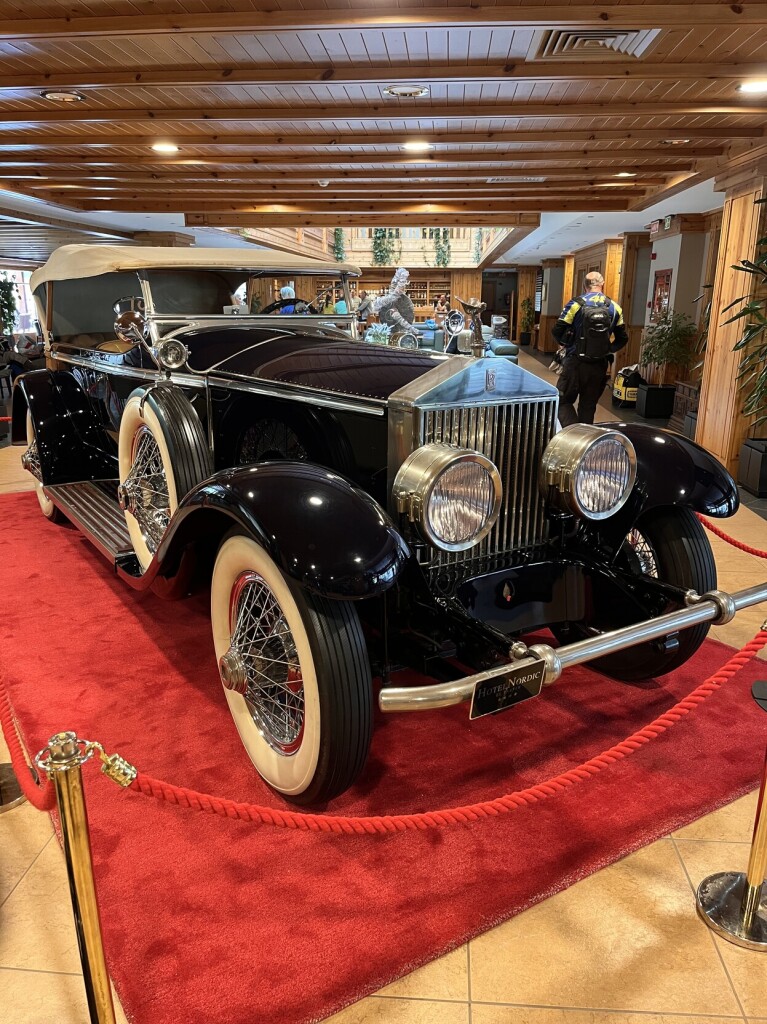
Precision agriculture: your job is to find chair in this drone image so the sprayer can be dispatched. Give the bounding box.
[0,365,11,398]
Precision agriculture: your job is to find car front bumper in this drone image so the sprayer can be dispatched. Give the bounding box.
[378,580,767,713]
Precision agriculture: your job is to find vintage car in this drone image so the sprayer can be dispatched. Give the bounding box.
[13,245,762,805]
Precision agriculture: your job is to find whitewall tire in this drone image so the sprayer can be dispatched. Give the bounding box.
[25,410,64,522]
[211,533,373,804]
[117,385,210,572]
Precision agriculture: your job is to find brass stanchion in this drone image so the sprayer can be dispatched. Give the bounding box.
[696,680,767,951]
[36,731,117,1024]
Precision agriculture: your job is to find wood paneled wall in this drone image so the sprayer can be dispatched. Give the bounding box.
[618,231,651,367]
[697,170,767,472]
[515,266,538,343]
[571,239,623,300]
[450,269,483,306]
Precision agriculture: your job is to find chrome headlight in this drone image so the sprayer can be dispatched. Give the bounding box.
[540,424,637,520]
[393,443,502,551]
[155,338,189,371]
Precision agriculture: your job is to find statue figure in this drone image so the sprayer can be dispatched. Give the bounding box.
[373,267,415,335]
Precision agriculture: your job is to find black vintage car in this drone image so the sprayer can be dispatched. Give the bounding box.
[13,245,753,804]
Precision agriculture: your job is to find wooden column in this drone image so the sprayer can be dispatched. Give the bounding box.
[697,163,767,473]
[562,255,575,308]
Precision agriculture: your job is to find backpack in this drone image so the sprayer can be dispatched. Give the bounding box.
[572,296,614,362]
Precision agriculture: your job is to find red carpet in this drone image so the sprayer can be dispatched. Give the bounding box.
[2,491,766,1024]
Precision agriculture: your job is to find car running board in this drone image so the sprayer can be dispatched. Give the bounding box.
[45,481,141,573]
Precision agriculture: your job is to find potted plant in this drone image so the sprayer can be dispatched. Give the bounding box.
[519,297,535,346]
[0,272,18,338]
[637,309,697,419]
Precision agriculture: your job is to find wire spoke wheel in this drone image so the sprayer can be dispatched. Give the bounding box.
[229,571,304,754]
[118,386,212,572]
[121,425,171,554]
[554,506,716,681]
[211,532,373,804]
[24,410,64,522]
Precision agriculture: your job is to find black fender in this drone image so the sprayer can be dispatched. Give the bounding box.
[152,461,411,600]
[12,369,117,484]
[591,421,738,553]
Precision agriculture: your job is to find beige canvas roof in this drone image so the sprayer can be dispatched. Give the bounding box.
[30,244,361,291]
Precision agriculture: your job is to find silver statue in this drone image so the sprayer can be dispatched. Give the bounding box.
[373,267,416,335]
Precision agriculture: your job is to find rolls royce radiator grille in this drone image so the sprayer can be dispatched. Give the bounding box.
[419,398,558,577]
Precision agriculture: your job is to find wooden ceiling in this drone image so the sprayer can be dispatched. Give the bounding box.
[1,1,766,228]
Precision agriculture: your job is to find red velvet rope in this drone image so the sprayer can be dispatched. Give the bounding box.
[0,684,55,812]
[698,514,767,560]
[127,629,767,834]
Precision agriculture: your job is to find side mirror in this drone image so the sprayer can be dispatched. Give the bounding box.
[114,310,148,345]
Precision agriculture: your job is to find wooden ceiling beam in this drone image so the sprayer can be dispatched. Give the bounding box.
[3,61,766,91]
[1,102,765,124]
[0,206,133,238]
[0,172,676,186]
[1,5,764,41]
[31,181,662,194]
[40,188,650,203]
[0,129,751,147]
[0,155,701,169]
[79,199,631,214]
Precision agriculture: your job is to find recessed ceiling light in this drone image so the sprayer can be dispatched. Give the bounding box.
[615,171,637,178]
[40,90,84,103]
[317,179,330,187]
[597,182,635,187]
[383,84,430,99]
[739,80,767,94]
[151,142,180,153]
[402,141,433,153]
[662,138,691,145]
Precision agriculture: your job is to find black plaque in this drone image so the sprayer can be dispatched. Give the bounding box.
[469,659,546,720]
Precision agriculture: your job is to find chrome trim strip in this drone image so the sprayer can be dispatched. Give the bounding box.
[51,351,205,390]
[50,351,385,415]
[379,581,767,712]
[209,375,385,416]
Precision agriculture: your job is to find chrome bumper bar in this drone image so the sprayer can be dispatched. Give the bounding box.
[378,582,767,713]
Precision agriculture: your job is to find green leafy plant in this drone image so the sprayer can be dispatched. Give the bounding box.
[434,228,452,268]
[640,309,698,385]
[372,228,394,266]
[0,272,18,334]
[472,228,484,265]
[332,227,346,262]
[519,296,535,334]
[722,198,767,426]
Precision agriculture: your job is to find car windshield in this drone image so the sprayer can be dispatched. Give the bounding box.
[145,269,350,318]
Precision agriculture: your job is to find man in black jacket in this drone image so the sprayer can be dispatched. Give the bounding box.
[552,272,629,427]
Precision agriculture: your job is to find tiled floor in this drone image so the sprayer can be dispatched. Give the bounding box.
[1,366,767,1023]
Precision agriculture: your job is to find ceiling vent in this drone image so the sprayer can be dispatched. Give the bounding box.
[529,28,660,61]
[486,176,546,183]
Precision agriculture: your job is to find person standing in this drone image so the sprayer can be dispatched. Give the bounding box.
[551,272,628,427]
[357,289,374,321]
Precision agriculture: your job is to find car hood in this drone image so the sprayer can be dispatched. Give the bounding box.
[183,326,452,402]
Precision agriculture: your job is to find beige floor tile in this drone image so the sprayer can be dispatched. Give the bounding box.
[324,996,469,1024]
[0,838,82,974]
[674,839,767,1018]
[469,839,742,1015]
[376,946,468,1002]
[673,791,759,843]
[0,479,35,494]
[0,967,93,1024]
[472,1010,743,1024]
[0,801,54,904]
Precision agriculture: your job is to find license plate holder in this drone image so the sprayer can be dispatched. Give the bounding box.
[469,658,546,720]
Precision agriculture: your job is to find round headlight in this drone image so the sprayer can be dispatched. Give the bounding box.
[540,424,637,520]
[155,338,189,371]
[393,443,502,551]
